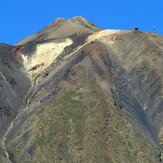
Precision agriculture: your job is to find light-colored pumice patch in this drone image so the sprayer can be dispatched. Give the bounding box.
[22,38,73,79]
[86,30,120,43]
[86,30,131,45]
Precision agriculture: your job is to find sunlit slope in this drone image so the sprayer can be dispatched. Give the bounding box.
[0,17,162,162]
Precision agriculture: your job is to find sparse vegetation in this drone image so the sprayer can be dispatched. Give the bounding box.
[29,83,160,163]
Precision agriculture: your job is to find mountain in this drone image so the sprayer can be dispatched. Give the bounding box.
[0,16,162,163]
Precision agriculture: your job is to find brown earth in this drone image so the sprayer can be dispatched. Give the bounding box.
[0,16,162,163]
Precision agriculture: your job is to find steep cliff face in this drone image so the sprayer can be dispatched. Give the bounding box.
[0,17,162,163]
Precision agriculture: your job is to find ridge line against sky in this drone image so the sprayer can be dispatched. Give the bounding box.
[0,0,163,45]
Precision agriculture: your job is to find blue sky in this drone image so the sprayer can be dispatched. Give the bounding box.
[0,0,163,45]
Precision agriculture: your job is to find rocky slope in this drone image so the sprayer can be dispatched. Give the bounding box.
[0,16,162,163]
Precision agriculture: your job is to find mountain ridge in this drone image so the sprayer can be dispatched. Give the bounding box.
[0,17,162,162]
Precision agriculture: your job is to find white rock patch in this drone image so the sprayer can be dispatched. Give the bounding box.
[86,30,120,43]
[22,38,73,78]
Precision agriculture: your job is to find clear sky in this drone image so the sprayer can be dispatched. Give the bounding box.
[0,0,163,45]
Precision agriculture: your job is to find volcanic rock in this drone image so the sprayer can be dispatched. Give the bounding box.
[0,16,162,163]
